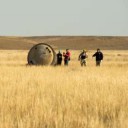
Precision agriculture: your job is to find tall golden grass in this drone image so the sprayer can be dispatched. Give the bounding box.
[0,50,128,128]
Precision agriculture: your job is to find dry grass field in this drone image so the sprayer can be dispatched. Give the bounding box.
[0,50,128,128]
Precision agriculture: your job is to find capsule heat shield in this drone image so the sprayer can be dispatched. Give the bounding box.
[27,43,56,65]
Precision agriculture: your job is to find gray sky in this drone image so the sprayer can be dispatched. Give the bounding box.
[0,0,128,36]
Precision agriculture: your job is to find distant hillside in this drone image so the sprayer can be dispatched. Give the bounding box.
[0,36,128,50]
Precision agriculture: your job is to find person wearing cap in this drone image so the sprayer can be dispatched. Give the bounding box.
[92,48,103,66]
[56,50,62,65]
[63,49,71,66]
[78,49,88,66]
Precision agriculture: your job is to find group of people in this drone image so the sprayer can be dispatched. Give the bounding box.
[57,49,71,66]
[56,48,103,66]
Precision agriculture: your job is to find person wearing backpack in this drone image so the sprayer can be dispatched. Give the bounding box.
[78,50,88,66]
[63,49,71,66]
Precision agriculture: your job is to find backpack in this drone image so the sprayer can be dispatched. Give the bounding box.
[81,52,86,59]
[81,55,86,59]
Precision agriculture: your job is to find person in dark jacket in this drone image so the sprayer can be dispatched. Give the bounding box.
[57,51,62,65]
[92,48,103,66]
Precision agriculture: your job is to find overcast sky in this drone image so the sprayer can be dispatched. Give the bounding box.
[0,0,128,36]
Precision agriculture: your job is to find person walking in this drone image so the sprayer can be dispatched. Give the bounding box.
[56,50,62,65]
[63,49,71,66]
[92,48,103,66]
[78,50,88,66]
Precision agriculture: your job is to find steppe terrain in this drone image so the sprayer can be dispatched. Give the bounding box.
[0,36,128,50]
[0,36,128,128]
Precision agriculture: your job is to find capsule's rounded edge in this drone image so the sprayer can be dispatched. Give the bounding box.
[27,43,57,66]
